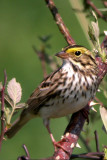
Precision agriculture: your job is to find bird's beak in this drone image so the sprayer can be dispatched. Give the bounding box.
[55,51,69,59]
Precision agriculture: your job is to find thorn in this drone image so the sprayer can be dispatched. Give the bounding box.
[61,135,64,140]
[104,31,107,36]
[56,156,60,160]
[76,143,81,148]
[70,143,75,148]
[1,117,5,121]
[66,132,70,137]
[97,89,101,92]
[3,137,6,141]
[91,107,97,112]
[89,101,99,107]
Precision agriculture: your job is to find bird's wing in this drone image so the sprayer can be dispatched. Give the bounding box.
[25,67,66,114]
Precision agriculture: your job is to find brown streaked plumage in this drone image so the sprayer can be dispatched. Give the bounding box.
[5,45,99,149]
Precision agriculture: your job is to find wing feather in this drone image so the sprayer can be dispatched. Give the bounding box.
[25,67,63,114]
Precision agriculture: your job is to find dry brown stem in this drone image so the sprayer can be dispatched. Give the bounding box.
[0,70,7,151]
[33,45,47,78]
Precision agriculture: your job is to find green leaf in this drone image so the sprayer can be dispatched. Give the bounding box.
[88,11,99,48]
[104,147,107,160]
[88,25,97,46]
[16,103,28,110]
[88,11,106,62]
[4,107,11,126]
[4,93,14,108]
[91,21,99,40]
[7,78,22,105]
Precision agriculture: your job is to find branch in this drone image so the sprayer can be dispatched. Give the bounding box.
[71,152,104,159]
[103,1,107,8]
[96,57,107,84]
[45,0,75,45]
[101,35,107,54]
[33,42,59,78]
[86,0,107,21]
[33,45,47,78]
[23,144,30,159]
[94,131,100,152]
[79,134,91,152]
[0,70,7,150]
[17,144,30,160]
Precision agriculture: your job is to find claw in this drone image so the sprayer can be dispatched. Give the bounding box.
[52,137,70,153]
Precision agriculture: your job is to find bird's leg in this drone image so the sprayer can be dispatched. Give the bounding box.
[43,119,58,151]
[46,124,57,151]
[45,120,55,143]
[43,119,68,152]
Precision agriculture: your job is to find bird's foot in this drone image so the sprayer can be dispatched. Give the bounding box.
[52,137,69,153]
[45,121,69,153]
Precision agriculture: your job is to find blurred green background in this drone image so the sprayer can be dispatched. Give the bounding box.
[0,0,106,159]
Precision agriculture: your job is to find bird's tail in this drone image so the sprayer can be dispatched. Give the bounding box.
[5,113,33,139]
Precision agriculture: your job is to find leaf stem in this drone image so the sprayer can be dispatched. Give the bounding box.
[7,104,15,125]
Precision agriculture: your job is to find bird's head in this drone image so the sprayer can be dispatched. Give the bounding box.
[56,45,97,71]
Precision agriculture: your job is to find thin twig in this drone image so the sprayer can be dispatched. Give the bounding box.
[0,70,7,150]
[95,97,104,107]
[71,152,104,159]
[103,1,107,8]
[45,0,75,45]
[17,145,30,160]
[86,0,107,21]
[33,45,47,78]
[79,135,91,152]
[23,144,30,159]
[94,131,100,152]
[33,44,59,78]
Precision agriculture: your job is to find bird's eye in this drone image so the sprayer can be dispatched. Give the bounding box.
[75,51,81,56]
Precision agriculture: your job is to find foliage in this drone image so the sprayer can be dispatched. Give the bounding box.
[0,0,107,159]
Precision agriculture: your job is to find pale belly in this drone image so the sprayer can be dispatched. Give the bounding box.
[38,90,93,119]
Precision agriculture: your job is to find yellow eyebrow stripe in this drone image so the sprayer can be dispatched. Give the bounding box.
[66,47,87,54]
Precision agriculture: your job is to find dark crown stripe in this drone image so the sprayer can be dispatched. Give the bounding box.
[64,45,84,51]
